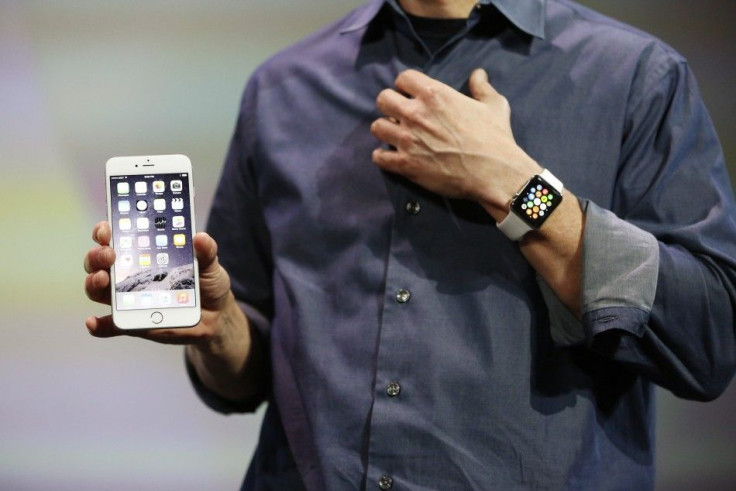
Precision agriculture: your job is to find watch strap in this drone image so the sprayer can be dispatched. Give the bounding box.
[539,168,563,194]
[497,210,532,241]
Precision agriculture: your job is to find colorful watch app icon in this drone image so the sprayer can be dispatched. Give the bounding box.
[520,184,554,221]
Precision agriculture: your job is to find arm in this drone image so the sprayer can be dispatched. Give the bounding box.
[370,67,736,400]
[183,291,268,407]
[579,56,736,400]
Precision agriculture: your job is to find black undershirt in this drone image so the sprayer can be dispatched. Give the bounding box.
[404,12,469,54]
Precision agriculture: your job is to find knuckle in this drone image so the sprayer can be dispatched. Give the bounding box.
[92,248,106,269]
[497,95,511,114]
[404,104,423,122]
[100,246,115,266]
[84,275,99,300]
[397,131,417,149]
[422,85,439,104]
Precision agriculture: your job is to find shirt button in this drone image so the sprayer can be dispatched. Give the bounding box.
[379,475,394,490]
[405,200,421,215]
[396,289,411,304]
[386,382,401,397]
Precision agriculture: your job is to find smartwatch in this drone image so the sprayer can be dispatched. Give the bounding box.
[497,169,564,241]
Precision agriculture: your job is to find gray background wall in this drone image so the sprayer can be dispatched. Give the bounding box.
[0,1,733,489]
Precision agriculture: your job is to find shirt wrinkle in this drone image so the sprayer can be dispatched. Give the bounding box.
[193,0,736,489]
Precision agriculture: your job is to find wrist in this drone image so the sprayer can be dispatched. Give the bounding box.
[477,159,543,223]
[190,291,247,355]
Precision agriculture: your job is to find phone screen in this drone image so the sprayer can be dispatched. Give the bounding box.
[109,172,196,311]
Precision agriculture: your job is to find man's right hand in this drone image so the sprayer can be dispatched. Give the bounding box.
[83,221,239,346]
[84,221,264,403]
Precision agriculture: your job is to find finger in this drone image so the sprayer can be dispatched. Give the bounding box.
[193,232,219,272]
[84,245,116,274]
[468,68,495,103]
[85,270,112,304]
[370,117,403,149]
[92,221,112,246]
[394,69,437,99]
[376,88,412,120]
[86,313,206,344]
[124,325,207,345]
[85,314,122,338]
[372,147,412,176]
[469,68,510,116]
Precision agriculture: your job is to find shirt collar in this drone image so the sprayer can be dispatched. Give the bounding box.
[340,0,546,39]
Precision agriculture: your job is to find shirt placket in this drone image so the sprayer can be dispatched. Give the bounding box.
[365,185,426,490]
[363,10,484,489]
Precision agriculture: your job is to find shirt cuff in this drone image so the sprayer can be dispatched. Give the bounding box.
[543,198,660,346]
[185,353,263,414]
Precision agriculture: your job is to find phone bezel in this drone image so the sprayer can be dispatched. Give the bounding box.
[105,154,201,330]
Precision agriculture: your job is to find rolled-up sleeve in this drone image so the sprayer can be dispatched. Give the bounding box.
[544,49,736,401]
[542,197,659,346]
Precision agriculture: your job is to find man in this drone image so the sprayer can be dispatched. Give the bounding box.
[84,0,736,488]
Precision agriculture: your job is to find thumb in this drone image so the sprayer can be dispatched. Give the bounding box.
[193,232,219,272]
[469,68,497,104]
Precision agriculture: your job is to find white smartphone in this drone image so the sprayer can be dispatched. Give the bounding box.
[105,154,201,329]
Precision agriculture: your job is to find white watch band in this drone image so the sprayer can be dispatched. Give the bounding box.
[497,210,532,241]
[538,168,563,193]
[497,169,564,241]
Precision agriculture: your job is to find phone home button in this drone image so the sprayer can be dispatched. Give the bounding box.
[151,311,164,325]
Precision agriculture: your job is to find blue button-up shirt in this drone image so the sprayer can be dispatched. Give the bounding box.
[190,0,736,489]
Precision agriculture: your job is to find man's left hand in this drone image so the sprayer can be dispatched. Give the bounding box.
[371,68,541,221]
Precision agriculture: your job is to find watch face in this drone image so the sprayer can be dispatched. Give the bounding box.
[511,175,563,229]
